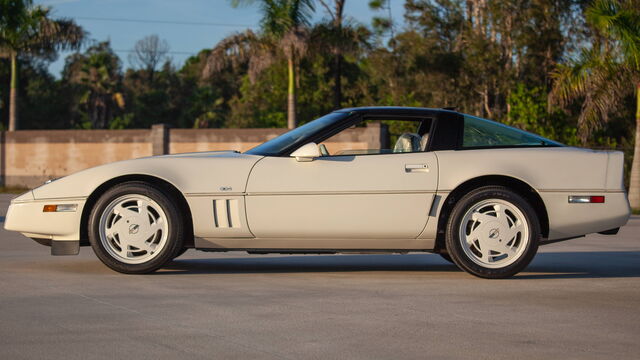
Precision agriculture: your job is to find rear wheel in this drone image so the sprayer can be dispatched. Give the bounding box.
[88,182,185,274]
[445,186,540,279]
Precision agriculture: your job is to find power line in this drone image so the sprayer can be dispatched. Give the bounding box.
[114,49,197,55]
[73,16,253,28]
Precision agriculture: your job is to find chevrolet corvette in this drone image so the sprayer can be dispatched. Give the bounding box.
[4,107,631,278]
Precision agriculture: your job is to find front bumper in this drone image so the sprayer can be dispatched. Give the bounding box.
[4,192,86,249]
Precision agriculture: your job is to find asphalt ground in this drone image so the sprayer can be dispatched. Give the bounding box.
[1,193,639,359]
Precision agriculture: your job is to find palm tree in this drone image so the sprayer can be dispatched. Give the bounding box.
[550,0,640,210]
[318,0,346,108]
[315,0,370,110]
[204,0,314,129]
[64,42,124,129]
[0,0,84,131]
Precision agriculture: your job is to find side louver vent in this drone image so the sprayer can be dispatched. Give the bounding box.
[213,199,241,228]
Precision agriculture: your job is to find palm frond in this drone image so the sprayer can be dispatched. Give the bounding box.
[550,46,630,143]
[0,3,84,60]
[233,0,315,36]
[247,46,276,82]
[203,29,278,83]
[550,48,592,107]
[289,0,315,28]
[587,0,640,69]
[281,26,309,59]
[203,30,259,76]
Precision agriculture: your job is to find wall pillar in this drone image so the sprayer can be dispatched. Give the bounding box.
[365,121,388,149]
[0,131,4,187]
[151,124,169,155]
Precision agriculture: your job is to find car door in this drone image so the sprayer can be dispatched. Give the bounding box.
[245,147,438,240]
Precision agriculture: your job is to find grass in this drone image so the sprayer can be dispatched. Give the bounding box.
[0,187,29,194]
[633,208,640,215]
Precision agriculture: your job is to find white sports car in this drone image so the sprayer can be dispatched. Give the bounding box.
[4,107,631,278]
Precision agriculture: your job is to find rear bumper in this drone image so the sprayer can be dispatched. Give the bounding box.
[541,191,631,240]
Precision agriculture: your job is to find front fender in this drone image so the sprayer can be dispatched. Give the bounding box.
[31,152,264,200]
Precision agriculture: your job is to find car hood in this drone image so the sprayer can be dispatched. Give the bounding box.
[31,150,265,200]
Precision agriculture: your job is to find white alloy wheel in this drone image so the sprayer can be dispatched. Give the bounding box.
[98,194,169,264]
[458,199,529,268]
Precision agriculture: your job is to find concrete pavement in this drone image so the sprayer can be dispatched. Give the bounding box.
[1,194,639,359]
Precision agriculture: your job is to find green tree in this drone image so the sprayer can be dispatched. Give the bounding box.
[180,49,241,128]
[204,0,315,129]
[63,41,124,129]
[505,83,579,145]
[372,0,579,118]
[315,0,371,109]
[0,0,84,130]
[550,0,640,209]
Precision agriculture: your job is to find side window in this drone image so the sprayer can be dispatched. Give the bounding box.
[321,118,432,156]
[463,115,555,148]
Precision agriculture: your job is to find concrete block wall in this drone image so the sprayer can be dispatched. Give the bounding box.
[169,128,288,154]
[2,129,151,188]
[0,123,384,189]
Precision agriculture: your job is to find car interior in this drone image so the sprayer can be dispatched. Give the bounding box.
[321,117,433,156]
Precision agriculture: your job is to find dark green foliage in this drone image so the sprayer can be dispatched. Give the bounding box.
[505,83,579,146]
[62,41,124,129]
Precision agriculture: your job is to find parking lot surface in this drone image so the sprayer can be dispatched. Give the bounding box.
[1,193,639,359]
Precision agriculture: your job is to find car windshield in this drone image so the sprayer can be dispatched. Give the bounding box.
[462,115,562,148]
[245,112,350,156]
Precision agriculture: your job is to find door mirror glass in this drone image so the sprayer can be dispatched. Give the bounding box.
[290,142,320,162]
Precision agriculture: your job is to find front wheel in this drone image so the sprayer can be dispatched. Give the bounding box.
[173,248,188,259]
[88,182,185,274]
[438,253,454,264]
[445,186,540,279]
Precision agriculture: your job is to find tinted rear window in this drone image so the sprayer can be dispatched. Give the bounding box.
[462,115,561,148]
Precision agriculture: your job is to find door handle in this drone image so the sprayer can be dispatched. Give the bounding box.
[405,164,429,173]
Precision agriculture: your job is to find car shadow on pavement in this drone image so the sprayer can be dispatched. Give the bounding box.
[513,251,640,279]
[158,251,640,279]
[162,254,461,275]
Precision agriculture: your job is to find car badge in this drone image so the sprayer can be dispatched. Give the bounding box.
[129,224,140,234]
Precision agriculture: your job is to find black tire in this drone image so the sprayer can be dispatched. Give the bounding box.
[438,253,454,263]
[445,186,540,279]
[88,181,185,274]
[173,248,188,259]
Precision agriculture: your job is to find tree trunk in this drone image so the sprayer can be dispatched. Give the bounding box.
[333,0,345,110]
[333,54,343,109]
[483,85,492,118]
[287,55,296,129]
[8,53,18,131]
[628,84,640,210]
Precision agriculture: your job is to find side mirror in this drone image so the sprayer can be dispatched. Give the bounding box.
[290,142,320,162]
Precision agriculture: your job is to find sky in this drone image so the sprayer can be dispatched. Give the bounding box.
[36,0,407,77]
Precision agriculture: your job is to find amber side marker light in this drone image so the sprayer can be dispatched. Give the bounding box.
[568,195,605,204]
[43,204,78,212]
